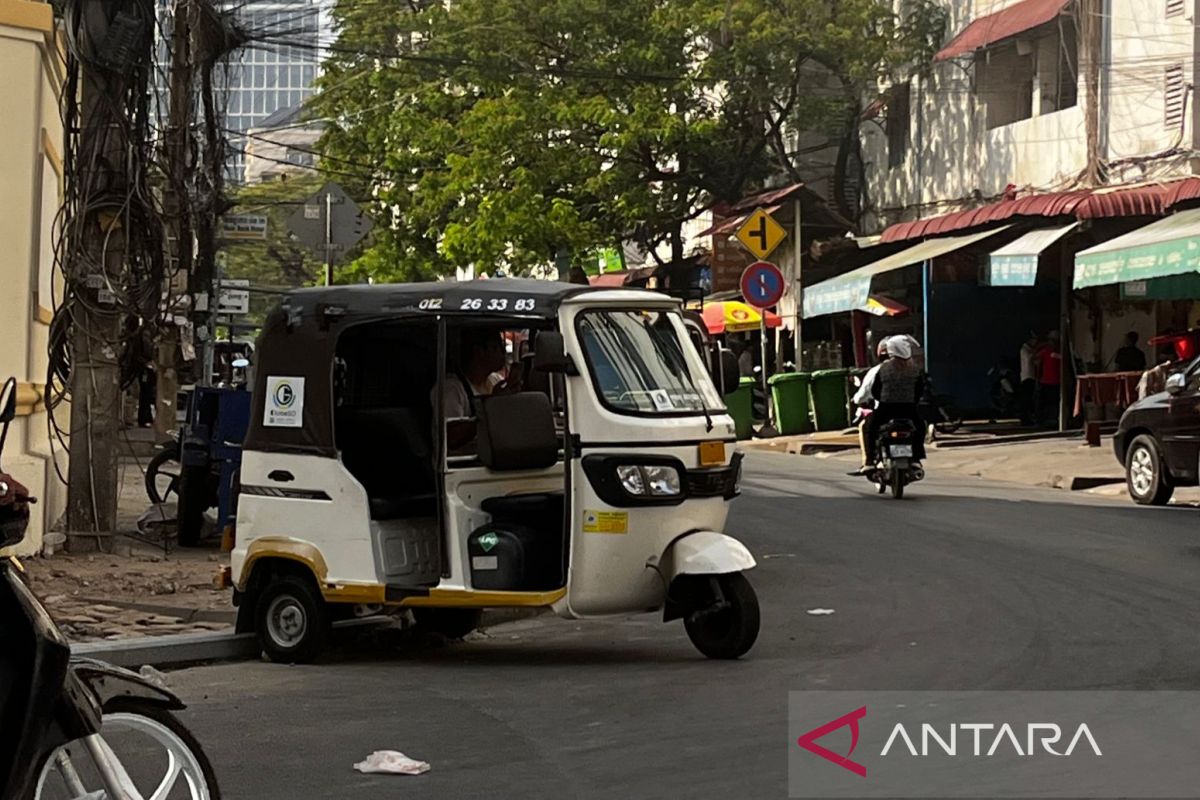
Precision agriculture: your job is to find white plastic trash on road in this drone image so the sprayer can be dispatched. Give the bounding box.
[806,608,835,616]
[354,751,431,776]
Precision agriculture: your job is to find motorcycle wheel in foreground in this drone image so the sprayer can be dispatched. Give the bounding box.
[0,376,220,800]
[869,419,925,499]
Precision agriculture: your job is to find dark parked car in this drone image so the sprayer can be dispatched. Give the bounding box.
[1114,358,1200,505]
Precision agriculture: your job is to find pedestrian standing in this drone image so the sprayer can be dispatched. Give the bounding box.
[1114,331,1146,373]
[1036,330,1063,426]
[1019,331,1038,425]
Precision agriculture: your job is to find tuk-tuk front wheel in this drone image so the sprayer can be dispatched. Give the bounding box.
[683,572,760,660]
[255,574,330,663]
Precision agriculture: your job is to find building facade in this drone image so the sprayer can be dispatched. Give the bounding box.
[861,0,1197,234]
[0,0,67,556]
[242,102,324,183]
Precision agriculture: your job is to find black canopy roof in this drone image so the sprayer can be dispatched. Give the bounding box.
[245,278,670,456]
[278,277,645,322]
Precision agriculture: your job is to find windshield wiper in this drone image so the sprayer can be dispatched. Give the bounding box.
[643,318,713,432]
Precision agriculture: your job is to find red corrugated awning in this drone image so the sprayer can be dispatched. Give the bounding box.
[934,0,1072,62]
[880,178,1200,243]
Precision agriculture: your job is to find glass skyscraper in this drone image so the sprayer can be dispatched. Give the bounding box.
[221,0,322,179]
[154,0,324,180]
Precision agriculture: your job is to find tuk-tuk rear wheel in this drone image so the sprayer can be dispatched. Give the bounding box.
[255,574,330,663]
[683,572,760,660]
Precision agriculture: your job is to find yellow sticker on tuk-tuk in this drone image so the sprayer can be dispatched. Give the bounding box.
[582,510,628,534]
[698,440,726,466]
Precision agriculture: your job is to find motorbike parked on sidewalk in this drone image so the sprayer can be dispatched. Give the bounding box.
[0,378,221,800]
[870,418,925,499]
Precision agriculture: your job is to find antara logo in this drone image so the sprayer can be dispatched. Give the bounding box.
[796,707,868,777]
[881,722,1102,758]
[796,708,1103,777]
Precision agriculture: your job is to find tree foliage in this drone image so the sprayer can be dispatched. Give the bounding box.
[313,0,945,280]
[221,175,324,324]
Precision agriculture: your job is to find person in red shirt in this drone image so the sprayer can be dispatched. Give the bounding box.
[1036,329,1063,426]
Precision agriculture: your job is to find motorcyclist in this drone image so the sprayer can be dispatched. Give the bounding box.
[868,337,926,464]
[851,336,926,474]
[849,338,891,475]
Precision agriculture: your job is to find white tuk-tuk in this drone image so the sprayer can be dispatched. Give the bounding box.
[227,279,758,661]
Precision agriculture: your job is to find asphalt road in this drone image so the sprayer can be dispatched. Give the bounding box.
[166,453,1200,799]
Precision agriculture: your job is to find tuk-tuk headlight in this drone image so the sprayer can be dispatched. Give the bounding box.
[643,465,681,496]
[615,465,681,497]
[616,465,646,495]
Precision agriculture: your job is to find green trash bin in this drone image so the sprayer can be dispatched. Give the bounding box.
[768,372,813,435]
[809,368,851,431]
[727,377,756,440]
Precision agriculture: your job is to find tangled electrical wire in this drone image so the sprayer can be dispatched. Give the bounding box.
[45,0,168,474]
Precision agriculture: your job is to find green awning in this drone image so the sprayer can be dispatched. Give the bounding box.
[803,226,1011,318]
[985,222,1079,286]
[1074,207,1200,288]
[1121,272,1200,300]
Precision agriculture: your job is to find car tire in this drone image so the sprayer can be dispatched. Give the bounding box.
[1125,434,1174,506]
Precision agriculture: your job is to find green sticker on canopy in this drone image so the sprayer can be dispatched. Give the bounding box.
[477,531,499,552]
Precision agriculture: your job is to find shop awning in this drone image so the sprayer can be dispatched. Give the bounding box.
[1074,208,1200,289]
[985,222,1079,285]
[803,226,1010,319]
[934,0,1072,62]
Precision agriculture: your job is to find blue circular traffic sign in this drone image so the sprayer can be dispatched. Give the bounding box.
[740,261,785,309]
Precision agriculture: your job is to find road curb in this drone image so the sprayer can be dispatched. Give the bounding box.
[71,609,537,667]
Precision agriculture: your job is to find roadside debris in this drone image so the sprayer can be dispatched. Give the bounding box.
[138,665,169,689]
[353,751,431,776]
[806,608,836,616]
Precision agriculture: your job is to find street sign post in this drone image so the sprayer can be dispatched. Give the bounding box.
[216,279,250,315]
[220,214,268,241]
[739,260,786,433]
[740,260,786,309]
[736,207,788,261]
[286,181,374,286]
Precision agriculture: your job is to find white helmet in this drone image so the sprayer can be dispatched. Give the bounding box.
[886,337,913,360]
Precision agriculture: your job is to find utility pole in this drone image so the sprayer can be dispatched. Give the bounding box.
[1081,0,1103,187]
[159,0,194,437]
[66,5,146,544]
[324,190,334,285]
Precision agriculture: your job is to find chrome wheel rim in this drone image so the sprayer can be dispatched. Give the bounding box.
[266,594,307,648]
[1130,446,1155,497]
[35,712,210,800]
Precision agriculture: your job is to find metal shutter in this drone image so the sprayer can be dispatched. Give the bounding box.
[1165,64,1186,128]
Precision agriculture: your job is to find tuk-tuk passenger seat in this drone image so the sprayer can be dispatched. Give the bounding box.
[338,406,438,520]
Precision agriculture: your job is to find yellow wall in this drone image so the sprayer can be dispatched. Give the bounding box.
[0,0,66,557]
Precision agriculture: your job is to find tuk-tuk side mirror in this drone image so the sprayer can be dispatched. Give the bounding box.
[533,332,574,374]
[713,348,740,396]
[1166,372,1187,395]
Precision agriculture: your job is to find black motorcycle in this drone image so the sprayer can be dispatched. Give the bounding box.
[0,377,220,800]
[870,418,925,499]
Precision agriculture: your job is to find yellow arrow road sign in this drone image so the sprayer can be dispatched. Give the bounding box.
[735,207,788,260]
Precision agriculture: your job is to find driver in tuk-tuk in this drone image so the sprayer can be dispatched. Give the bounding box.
[434,328,522,454]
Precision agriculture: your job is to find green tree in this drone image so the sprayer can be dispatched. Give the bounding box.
[313,0,944,280]
[220,176,325,325]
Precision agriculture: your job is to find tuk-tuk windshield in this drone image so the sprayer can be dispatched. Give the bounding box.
[577,309,725,415]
